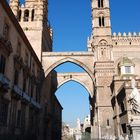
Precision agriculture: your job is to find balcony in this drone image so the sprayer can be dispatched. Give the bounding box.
[22,91,30,103]
[31,98,41,109]
[12,85,23,98]
[0,73,10,92]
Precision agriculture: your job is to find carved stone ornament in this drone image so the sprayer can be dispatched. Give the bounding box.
[128,79,140,114]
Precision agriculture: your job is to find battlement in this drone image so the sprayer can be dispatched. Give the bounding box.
[113,32,140,37]
[112,32,140,47]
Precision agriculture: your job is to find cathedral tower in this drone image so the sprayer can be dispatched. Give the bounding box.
[90,0,115,139]
[88,0,112,61]
[10,0,52,61]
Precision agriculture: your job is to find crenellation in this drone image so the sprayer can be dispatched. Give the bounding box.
[112,32,140,47]
[112,32,140,37]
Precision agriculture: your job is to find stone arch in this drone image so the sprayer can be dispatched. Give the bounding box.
[57,78,92,97]
[98,39,108,45]
[44,57,94,83]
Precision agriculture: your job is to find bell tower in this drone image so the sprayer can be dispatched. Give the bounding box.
[89,0,115,139]
[88,0,112,61]
[10,0,52,62]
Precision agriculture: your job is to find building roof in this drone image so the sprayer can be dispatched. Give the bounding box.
[119,57,135,67]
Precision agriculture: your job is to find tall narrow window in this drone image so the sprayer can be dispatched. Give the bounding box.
[31,9,35,21]
[98,0,101,8]
[107,119,110,126]
[125,66,131,74]
[102,16,105,26]
[99,17,102,27]
[0,55,6,74]
[99,16,105,27]
[98,0,104,8]
[101,0,104,8]
[18,10,22,21]
[24,10,29,22]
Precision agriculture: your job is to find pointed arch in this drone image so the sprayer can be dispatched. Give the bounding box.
[57,79,92,97]
[44,57,94,83]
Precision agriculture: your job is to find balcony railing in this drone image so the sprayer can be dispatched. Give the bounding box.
[13,85,23,97]
[22,91,30,102]
[31,98,41,109]
[0,73,10,91]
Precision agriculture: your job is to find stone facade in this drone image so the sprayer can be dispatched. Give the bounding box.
[0,1,43,139]
[1,0,140,139]
[0,0,62,140]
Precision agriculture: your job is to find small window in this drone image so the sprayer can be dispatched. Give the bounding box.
[101,0,104,8]
[102,16,105,26]
[98,0,104,8]
[99,17,102,27]
[98,0,101,8]
[31,9,35,21]
[0,55,6,74]
[99,16,105,27]
[24,10,29,22]
[107,119,110,126]
[18,10,22,21]
[125,66,131,74]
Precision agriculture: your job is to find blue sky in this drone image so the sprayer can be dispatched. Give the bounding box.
[19,0,140,127]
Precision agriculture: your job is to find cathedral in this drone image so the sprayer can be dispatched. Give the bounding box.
[88,0,140,139]
[0,0,140,140]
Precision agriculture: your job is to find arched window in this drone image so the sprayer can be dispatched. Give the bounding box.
[24,10,29,22]
[18,10,21,21]
[99,16,105,27]
[101,0,104,7]
[31,9,35,21]
[98,0,104,8]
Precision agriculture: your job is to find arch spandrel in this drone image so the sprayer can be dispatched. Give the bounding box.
[42,52,94,82]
